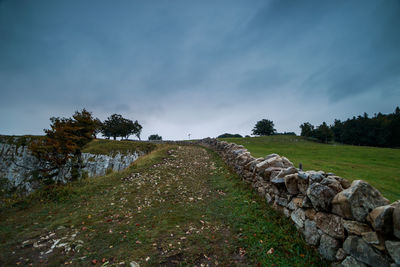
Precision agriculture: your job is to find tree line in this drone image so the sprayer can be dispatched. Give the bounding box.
[219,107,400,148]
[300,107,400,147]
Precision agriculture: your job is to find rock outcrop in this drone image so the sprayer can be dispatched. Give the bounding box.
[0,142,145,193]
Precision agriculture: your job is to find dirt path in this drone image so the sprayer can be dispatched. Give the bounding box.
[0,145,326,266]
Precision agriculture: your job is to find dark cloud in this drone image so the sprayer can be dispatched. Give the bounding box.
[0,0,399,139]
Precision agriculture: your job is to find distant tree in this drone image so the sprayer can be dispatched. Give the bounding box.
[118,118,140,140]
[387,107,400,147]
[330,119,343,143]
[300,122,315,137]
[29,109,97,183]
[217,133,243,138]
[101,114,125,140]
[148,134,162,141]
[101,114,142,140]
[314,122,333,143]
[245,135,250,138]
[252,119,276,136]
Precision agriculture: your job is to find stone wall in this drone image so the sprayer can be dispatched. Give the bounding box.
[0,142,145,193]
[202,138,400,266]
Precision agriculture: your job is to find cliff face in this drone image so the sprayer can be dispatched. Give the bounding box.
[0,142,144,193]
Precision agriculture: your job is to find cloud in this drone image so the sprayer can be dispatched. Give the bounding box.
[0,0,399,139]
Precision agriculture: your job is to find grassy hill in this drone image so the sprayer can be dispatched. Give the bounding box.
[220,135,400,202]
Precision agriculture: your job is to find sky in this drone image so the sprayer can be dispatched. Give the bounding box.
[1,0,399,140]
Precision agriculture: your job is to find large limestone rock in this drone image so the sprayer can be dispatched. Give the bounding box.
[328,175,351,189]
[255,156,284,172]
[342,220,372,236]
[315,212,345,239]
[341,256,367,267]
[307,183,336,211]
[319,234,340,261]
[302,196,313,208]
[335,248,346,261]
[248,158,264,172]
[308,171,325,184]
[264,167,283,181]
[281,156,294,168]
[297,172,309,195]
[391,201,400,239]
[277,166,297,178]
[343,236,389,266]
[331,180,389,222]
[288,197,303,210]
[304,219,320,246]
[367,205,394,235]
[385,240,400,265]
[361,232,383,250]
[284,173,299,195]
[305,208,317,220]
[275,196,288,207]
[320,177,343,194]
[291,208,306,229]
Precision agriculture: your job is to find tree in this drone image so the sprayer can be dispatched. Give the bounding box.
[101,114,125,140]
[313,122,333,143]
[133,120,142,140]
[148,134,162,141]
[119,118,136,140]
[300,122,315,137]
[252,119,276,136]
[29,109,97,183]
[72,109,99,146]
[101,114,142,140]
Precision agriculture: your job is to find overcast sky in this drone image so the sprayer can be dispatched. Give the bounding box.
[1,0,399,140]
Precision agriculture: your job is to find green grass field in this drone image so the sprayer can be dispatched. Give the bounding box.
[220,135,400,202]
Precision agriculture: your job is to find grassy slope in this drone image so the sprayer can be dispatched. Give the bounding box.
[221,135,400,202]
[82,139,157,155]
[0,144,327,266]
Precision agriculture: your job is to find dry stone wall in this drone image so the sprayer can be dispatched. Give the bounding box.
[201,138,400,267]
